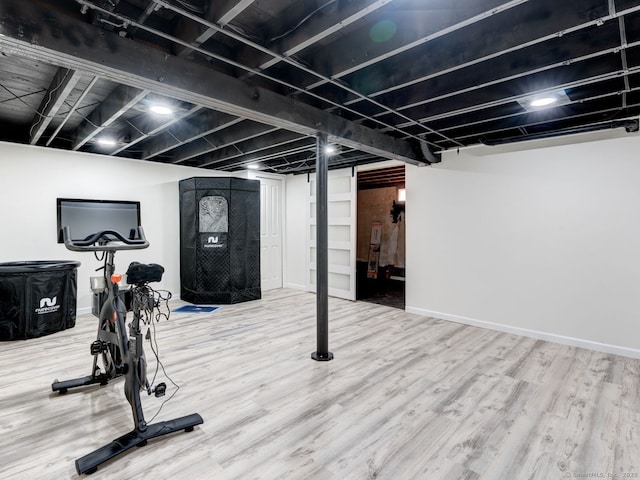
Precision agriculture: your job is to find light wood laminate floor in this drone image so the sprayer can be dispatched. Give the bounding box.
[1,288,638,479]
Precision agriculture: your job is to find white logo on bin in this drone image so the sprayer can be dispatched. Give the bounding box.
[35,296,61,314]
[40,297,57,308]
[203,235,224,248]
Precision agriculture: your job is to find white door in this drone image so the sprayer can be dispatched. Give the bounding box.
[248,172,284,291]
[306,167,356,300]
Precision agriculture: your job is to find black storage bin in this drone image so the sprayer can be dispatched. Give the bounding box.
[0,261,80,340]
[179,177,261,304]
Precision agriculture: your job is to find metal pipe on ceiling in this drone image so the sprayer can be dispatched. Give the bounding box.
[480,118,639,145]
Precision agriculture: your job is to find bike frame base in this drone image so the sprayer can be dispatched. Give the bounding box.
[75,413,204,475]
[52,373,114,393]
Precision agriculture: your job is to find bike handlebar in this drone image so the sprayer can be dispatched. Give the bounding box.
[63,226,150,252]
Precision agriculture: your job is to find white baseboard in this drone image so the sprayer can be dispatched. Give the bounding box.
[405,306,640,360]
[77,306,92,315]
[285,282,306,291]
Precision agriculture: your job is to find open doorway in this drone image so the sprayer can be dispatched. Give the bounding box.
[356,165,405,309]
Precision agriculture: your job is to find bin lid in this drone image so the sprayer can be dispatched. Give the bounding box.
[0,260,81,273]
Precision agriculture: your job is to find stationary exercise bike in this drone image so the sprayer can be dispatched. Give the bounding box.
[52,226,203,475]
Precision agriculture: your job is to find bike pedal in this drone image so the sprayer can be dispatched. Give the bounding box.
[90,340,104,355]
[154,382,166,398]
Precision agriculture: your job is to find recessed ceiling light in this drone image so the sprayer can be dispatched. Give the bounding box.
[149,105,173,115]
[529,97,558,108]
[247,163,260,170]
[97,137,116,146]
[519,90,570,112]
[324,145,337,155]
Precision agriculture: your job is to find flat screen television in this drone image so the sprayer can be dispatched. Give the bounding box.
[57,198,141,243]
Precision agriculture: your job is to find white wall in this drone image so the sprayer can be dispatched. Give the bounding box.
[405,135,640,357]
[0,141,229,310]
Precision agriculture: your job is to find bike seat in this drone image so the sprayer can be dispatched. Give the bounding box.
[126,262,164,285]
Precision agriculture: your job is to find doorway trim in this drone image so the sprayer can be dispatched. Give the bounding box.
[246,170,285,291]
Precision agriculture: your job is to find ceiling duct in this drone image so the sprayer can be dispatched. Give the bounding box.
[481,119,640,146]
[419,140,442,164]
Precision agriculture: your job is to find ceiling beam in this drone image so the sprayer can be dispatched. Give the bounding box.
[29,67,83,145]
[0,0,426,165]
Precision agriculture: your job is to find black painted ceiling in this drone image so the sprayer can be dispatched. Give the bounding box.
[1,0,639,174]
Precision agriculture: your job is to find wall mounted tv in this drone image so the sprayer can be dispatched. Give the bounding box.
[57,198,141,243]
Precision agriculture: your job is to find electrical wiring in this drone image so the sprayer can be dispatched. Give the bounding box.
[268,0,338,44]
[0,80,94,127]
[128,284,179,424]
[168,0,205,14]
[29,69,71,138]
[0,83,49,117]
[0,69,72,139]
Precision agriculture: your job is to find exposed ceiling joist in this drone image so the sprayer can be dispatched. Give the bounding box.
[0,0,426,165]
[72,84,149,150]
[196,129,311,168]
[153,0,459,148]
[110,104,204,155]
[29,67,83,145]
[215,0,256,26]
[1,0,639,174]
[342,0,627,103]
[45,75,99,147]
[236,0,393,75]
[306,0,527,90]
[171,121,279,164]
[141,110,241,159]
[174,0,256,58]
[202,137,316,170]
